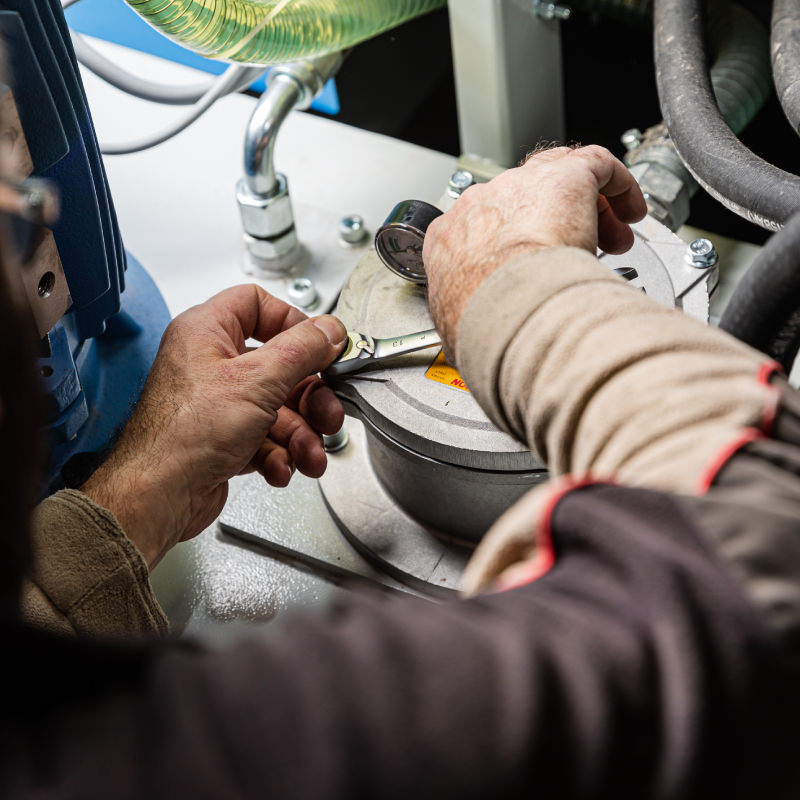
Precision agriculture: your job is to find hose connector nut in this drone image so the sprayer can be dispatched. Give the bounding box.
[685,238,719,269]
[237,174,295,240]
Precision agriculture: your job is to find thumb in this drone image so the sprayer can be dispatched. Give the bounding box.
[243,314,347,403]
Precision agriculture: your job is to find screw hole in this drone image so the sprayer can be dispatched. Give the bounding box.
[40,365,53,378]
[37,271,55,299]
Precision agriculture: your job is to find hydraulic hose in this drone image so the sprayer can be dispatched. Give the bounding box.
[654,0,800,230]
[625,1,771,230]
[707,3,771,136]
[124,0,446,65]
[100,63,252,154]
[72,33,263,104]
[719,211,800,371]
[771,0,800,137]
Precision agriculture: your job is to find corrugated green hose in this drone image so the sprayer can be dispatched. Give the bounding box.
[125,0,446,64]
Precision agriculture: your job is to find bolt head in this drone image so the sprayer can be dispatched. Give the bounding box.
[621,128,643,151]
[685,237,718,268]
[339,214,367,245]
[322,428,349,452]
[288,276,319,309]
[447,170,475,197]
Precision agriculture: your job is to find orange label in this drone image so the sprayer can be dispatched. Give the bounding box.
[425,352,470,392]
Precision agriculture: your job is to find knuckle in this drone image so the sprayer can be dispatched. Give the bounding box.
[273,335,314,370]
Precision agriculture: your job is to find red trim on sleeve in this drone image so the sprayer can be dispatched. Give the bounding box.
[694,428,763,495]
[757,361,782,437]
[694,360,783,495]
[492,475,608,592]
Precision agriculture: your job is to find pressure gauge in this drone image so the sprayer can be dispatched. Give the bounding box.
[374,199,443,283]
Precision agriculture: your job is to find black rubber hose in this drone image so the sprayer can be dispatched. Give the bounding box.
[654,0,800,231]
[771,0,800,136]
[719,211,800,370]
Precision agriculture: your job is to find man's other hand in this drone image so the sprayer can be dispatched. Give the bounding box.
[423,145,647,357]
[82,285,347,570]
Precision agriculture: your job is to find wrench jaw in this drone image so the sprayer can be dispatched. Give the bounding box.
[324,331,375,377]
[324,328,442,378]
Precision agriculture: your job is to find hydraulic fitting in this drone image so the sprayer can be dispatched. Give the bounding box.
[238,53,344,273]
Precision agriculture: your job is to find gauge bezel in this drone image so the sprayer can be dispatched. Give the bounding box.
[374,222,429,283]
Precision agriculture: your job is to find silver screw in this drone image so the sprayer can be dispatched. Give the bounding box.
[338,214,368,245]
[620,128,643,151]
[288,277,319,309]
[447,170,475,198]
[322,428,349,453]
[685,238,719,269]
[533,1,572,20]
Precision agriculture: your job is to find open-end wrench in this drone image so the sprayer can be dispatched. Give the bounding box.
[325,328,441,377]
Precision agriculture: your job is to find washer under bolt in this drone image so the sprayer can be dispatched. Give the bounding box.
[322,428,349,453]
[339,214,368,245]
[685,238,719,269]
[288,277,319,309]
[447,170,475,198]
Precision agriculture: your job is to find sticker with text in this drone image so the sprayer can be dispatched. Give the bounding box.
[425,352,470,392]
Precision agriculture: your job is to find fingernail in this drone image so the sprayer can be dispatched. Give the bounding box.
[312,315,347,347]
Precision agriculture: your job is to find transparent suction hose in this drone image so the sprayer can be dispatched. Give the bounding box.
[125,0,446,65]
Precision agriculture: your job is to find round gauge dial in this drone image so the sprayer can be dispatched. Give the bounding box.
[374,199,443,283]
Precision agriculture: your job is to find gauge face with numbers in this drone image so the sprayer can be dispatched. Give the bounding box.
[374,199,443,283]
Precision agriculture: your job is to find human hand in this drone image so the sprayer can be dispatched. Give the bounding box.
[423,145,647,357]
[81,285,347,570]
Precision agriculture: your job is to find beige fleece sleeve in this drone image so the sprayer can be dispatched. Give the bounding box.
[457,246,778,493]
[22,489,169,637]
[457,246,779,593]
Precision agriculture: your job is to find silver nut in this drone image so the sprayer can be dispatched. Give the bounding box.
[237,175,295,240]
[685,238,718,269]
[287,277,319,309]
[243,228,299,263]
[447,170,475,197]
[629,161,690,232]
[338,214,368,245]
[620,128,643,151]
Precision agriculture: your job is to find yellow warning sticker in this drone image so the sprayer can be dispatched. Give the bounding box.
[425,352,470,392]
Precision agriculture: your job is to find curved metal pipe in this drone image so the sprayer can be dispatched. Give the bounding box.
[242,53,344,198]
[243,74,303,197]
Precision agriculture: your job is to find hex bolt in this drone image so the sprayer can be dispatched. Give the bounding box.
[322,427,349,453]
[288,277,319,309]
[620,128,643,151]
[447,170,475,198]
[685,237,719,269]
[338,214,368,245]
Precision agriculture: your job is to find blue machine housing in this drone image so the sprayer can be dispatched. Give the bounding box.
[2,0,171,494]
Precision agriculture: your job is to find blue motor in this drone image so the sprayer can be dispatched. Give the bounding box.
[0,0,171,494]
